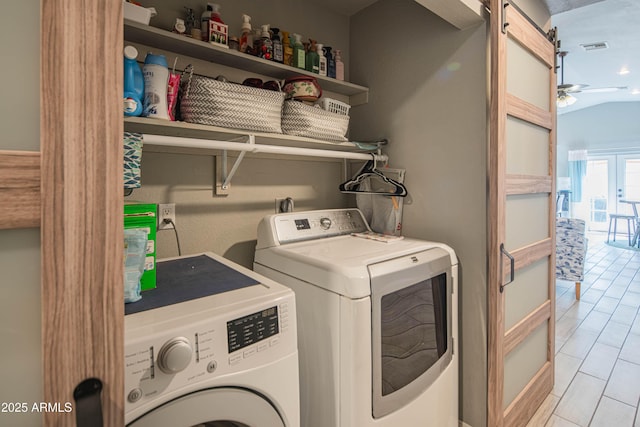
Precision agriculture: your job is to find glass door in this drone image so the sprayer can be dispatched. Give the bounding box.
[583,156,615,231]
[616,154,640,215]
[580,153,640,232]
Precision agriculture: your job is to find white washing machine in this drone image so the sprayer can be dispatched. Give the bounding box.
[124,252,299,427]
[254,209,458,427]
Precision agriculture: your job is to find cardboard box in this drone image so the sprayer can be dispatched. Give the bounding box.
[124,203,157,290]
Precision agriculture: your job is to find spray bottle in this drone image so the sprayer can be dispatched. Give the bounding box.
[200,3,213,41]
[335,49,344,81]
[239,14,252,53]
[258,24,273,60]
[317,43,327,77]
[306,39,319,74]
[292,33,306,69]
[272,28,283,63]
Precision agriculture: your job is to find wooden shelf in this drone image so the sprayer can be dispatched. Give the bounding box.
[124,117,379,155]
[124,20,369,105]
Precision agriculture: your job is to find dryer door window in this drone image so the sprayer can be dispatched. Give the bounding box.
[369,248,453,419]
[127,387,285,427]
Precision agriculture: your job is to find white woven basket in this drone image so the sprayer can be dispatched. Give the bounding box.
[180,74,285,133]
[281,100,349,142]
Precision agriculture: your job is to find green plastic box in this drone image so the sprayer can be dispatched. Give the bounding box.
[124,203,157,291]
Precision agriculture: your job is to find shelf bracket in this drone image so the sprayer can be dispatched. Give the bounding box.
[215,134,255,196]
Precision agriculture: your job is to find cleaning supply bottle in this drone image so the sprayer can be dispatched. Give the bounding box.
[210,3,224,24]
[335,49,344,81]
[292,33,305,70]
[239,14,252,53]
[142,53,170,120]
[306,39,319,74]
[272,28,283,63]
[200,3,213,41]
[324,46,336,78]
[282,31,293,66]
[317,43,327,77]
[123,46,144,117]
[252,28,262,56]
[258,24,273,60]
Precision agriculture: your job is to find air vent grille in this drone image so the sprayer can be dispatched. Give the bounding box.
[580,41,609,51]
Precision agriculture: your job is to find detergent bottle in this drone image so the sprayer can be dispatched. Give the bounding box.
[142,53,170,120]
[123,46,144,117]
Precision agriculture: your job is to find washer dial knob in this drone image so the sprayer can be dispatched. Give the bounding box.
[157,337,192,374]
[319,217,332,230]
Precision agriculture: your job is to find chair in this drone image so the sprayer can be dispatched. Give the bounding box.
[607,213,636,246]
[556,218,587,300]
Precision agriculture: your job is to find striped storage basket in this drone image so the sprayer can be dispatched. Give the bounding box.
[180,73,285,133]
[281,100,349,142]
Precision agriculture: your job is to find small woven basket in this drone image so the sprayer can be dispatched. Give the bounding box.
[281,100,350,142]
[180,71,285,133]
[319,98,351,116]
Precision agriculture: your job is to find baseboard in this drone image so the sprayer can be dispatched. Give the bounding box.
[459,421,473,427]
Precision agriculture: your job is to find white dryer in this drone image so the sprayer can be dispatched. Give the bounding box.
[124,252,299,427]
[254,209,458,427]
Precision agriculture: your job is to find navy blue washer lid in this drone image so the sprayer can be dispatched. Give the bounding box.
[125,254,260,315]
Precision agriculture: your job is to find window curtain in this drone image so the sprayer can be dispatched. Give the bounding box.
[568,150,587,202]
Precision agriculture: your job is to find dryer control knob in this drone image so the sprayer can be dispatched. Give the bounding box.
[157,337,192,374]
[319,217,332,230]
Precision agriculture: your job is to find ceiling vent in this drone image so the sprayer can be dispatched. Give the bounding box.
[580,41,609,51]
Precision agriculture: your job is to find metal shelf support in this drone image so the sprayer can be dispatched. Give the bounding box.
[140,133,388,196]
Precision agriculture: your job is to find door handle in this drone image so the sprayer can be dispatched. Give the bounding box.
[500,243,515,293]
[74,378,103,427]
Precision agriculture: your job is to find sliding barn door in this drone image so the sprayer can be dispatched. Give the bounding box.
[488,1,557,426]
[41,0,124,425]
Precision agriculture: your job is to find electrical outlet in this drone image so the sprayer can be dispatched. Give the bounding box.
[158,203,176,230]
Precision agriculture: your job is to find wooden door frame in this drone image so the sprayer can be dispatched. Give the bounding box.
[488,1,557,426]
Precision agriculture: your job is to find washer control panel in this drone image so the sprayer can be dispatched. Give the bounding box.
[273,208,369,244]
[124,296,295,412]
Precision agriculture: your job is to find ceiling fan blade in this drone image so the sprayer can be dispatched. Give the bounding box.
[558,83,589,93]
[575,86,628,94]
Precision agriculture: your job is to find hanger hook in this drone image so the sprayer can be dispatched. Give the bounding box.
[370,152,377,170]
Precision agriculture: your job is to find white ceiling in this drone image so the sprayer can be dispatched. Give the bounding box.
[549,0,640,113]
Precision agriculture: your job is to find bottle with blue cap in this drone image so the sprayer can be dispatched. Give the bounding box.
[142,53,170,120]
[123,46,144,117]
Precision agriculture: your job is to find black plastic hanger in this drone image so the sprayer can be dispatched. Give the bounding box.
[339,154,408,197]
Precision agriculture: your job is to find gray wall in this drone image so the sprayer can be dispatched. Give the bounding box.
[132,154,350,267]
[0,1,42,426]
[350,1,488,425]
[557,102,640,176]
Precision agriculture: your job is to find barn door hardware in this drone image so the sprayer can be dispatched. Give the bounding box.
[499,243,515,292]
[74,378,103,427]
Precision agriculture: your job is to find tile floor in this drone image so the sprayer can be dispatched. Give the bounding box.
[528,232,640,426]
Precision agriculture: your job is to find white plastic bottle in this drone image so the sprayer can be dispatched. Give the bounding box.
[142,53,170,120]
[335,49,345,81]
[317,43,327,77]
[239,14,252,53]
[201,3,213,41]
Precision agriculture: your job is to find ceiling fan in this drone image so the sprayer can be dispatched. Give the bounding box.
[557,51,628,108]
